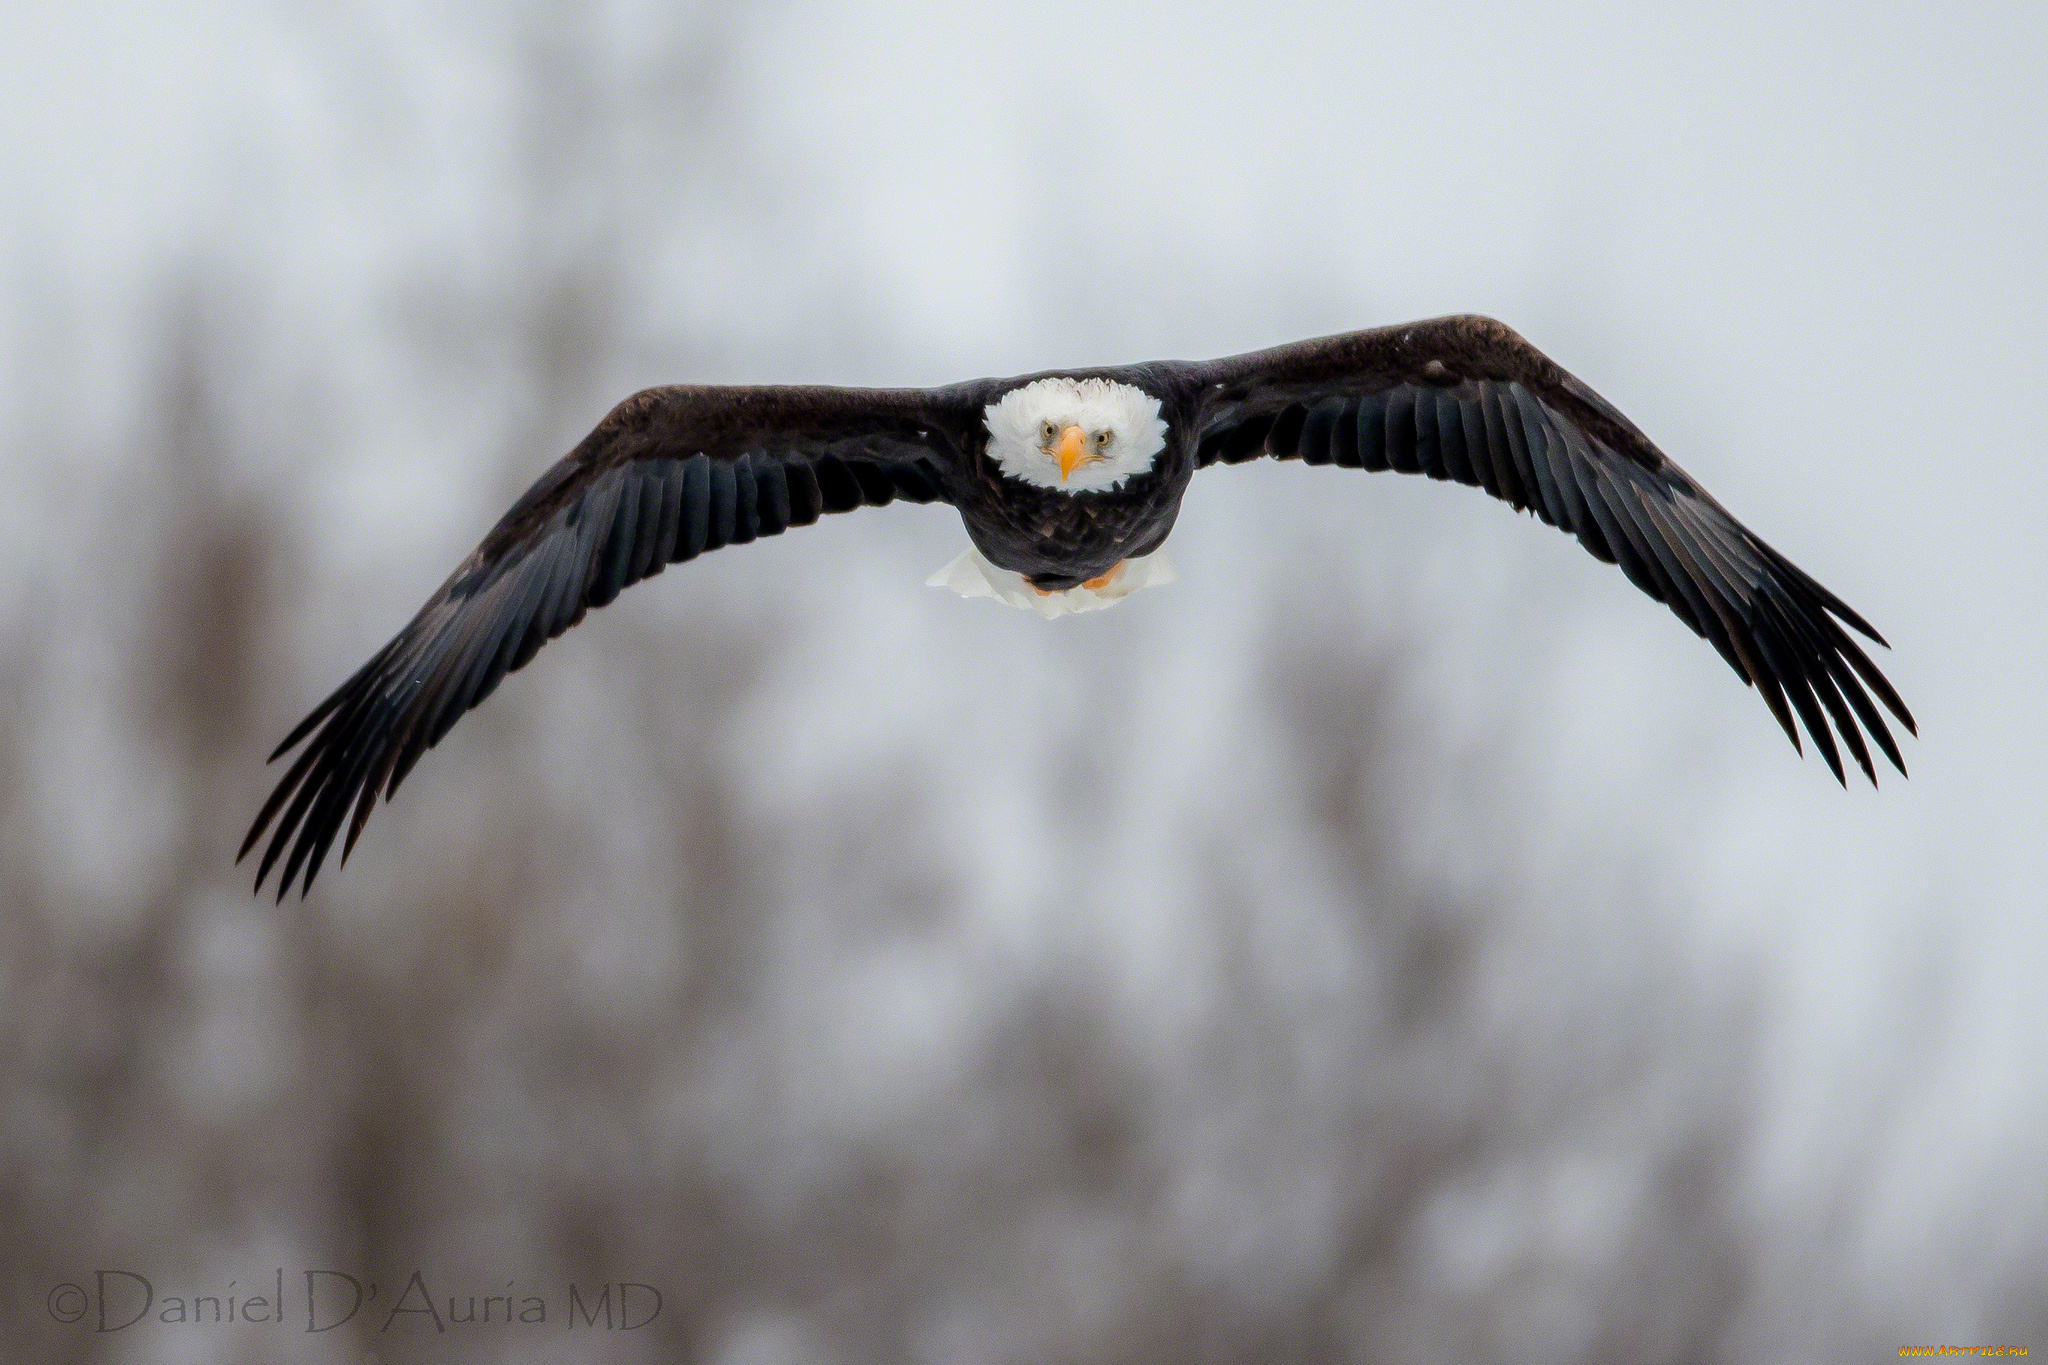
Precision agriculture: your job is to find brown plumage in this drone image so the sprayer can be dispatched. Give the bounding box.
[243,316,1913,898]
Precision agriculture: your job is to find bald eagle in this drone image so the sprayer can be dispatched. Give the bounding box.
[243,315,1914,897]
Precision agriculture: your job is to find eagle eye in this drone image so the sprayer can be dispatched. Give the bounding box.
[1095,429,1114,447]
[1040,420,1058,443]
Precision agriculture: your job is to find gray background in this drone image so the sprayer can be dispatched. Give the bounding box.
[2,0,2043,1360]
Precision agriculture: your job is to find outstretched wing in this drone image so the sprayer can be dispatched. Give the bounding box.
[244,383,973,898]
[1182,315,1914,784]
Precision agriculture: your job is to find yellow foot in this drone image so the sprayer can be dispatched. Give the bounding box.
[1083,562,1125,591]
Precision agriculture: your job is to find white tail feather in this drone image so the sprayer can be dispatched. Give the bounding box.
[926,547,1175,619]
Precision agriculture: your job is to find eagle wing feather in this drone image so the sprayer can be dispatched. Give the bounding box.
[1178,315,1914,784]
[243,384,974,898]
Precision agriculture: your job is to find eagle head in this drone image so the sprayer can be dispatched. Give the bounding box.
[983,376,1168,493]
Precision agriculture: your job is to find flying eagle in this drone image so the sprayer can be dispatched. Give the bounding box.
[243,315,1914,897]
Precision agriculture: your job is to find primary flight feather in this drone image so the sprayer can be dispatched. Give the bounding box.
[243,315,1914,897]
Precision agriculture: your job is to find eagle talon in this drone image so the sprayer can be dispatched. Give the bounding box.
[1083,563,1124,591]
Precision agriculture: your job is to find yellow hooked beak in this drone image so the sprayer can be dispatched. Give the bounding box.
[1055,425,1089,483]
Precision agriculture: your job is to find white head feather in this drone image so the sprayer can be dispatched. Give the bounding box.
[983,377,1168,493]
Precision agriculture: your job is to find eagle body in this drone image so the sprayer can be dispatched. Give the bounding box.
[951,365,1194,588]
[244,316,1916,897]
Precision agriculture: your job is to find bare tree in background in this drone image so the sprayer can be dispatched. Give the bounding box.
[0,275,1770,1365]
[3,4,2032,1364]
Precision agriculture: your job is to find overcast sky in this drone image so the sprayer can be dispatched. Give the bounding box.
[5,0,2046,1340]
